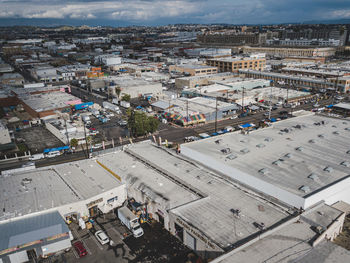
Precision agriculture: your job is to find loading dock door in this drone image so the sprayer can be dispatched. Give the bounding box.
[185,231,196,251]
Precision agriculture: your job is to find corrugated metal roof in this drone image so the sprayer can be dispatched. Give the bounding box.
[0,210,68,251]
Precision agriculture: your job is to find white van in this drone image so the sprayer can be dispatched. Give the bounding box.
[29,153,45,161]
[46,151,61,158]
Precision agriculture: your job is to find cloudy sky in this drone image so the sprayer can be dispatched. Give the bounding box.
[0,0,349,26]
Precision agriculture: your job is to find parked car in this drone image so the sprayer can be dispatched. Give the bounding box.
[73,241,87,258]
[95,230,110,245]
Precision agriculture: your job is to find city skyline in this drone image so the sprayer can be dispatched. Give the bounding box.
[0,0,349,26]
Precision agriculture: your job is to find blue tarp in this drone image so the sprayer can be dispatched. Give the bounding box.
[74,102,93,110]
[240,123,253,128]
[270,118,277,122]
[326,105,333,108]
[43,146,70,153]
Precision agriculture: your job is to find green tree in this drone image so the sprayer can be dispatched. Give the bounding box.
[115,86,121,98]
[127,110,160,137]
[121,94,131,102]
[70,138,78,148]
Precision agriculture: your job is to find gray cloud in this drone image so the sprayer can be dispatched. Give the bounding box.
[0,0,348,24]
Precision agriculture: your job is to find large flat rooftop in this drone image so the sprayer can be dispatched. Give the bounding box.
[98,142,288,249]
[181,114,350,208]
[19,91,80,112]
[0,159,123,221]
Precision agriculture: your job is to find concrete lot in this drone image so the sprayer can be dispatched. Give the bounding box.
[15,126,64,154]
[39,211,196,263]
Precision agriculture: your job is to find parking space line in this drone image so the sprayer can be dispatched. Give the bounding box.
[81,239,92,255]
[72,247,79,259]
[89,232,104,250]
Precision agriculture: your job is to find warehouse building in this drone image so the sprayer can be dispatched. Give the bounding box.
[241,46,336,58]
[0,211,71,263]
[0,158,126,262]
[175,72,237,89]
[94,142,290,259]
[181,113,350,210]
[169,64,218,76]
[240,69,349,93]
[207,56,266,73]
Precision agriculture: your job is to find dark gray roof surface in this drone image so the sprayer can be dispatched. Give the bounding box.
[0,210,68,251]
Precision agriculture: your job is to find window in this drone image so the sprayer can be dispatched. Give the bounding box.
[107,196,118,204]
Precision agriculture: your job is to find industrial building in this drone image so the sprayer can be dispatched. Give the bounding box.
[206,56,266,73]
[152,97,239,124]
[169,64,218,76]
[0,158,126,262]
[94,142,289,259]
[18,91,81,118]
[241,46,336,58]
[181,113,350,210]
[106,76,163,99]
[183,82,312,105]
[240,69,349,93]
[175,72,236,89]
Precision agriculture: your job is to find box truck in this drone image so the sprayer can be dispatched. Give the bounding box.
[117,206,144,238]
[120,101,130,109]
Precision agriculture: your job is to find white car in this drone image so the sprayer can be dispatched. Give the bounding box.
[95,230,109,245]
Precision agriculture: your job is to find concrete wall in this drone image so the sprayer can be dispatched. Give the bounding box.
[45,122,68,144]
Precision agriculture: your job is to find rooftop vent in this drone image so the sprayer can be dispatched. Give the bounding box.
[240,138,248,143]
[226,154,237,160]
[240,148,250,154]
[324,166,333,173]
[343,122,348,125]
[295,146,304,152]
[215,139,222,144]
[253,222,265,230]
[22,178,32,184]
[308,173,319,181]
[318,134,325,138]
[332,125,337,128]
[294,124,302,129]
[256,143,265,148]
[264,137,273,142]
[299,185,311,193]
[345,127,350,131]
[309,139,316,144]
[340,161,350,167]
[259,168,268,175]
[221,148,231,154]
[230,208,241,217]
[347,150,350,154]
[272,160,282,166]
[284,153,292,158]
[333,131,340,135]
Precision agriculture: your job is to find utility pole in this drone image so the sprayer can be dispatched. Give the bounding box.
[268,85,272,120]
[241,87,245,113]
[186,100,189,122]
[83,124,89,159]
[215,97,218,132]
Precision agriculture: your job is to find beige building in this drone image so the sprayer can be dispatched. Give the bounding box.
[242,46,336,57]
[175,72,237,89]
[206,57,266,73]
[169,64,218,76]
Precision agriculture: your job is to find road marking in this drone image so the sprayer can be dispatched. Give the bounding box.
[82,239,93,255]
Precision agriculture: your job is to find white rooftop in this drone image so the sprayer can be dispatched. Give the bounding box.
[98,142,288,249]
[19,91,80,112]
[0,159,122,221]
[181,114,350,209]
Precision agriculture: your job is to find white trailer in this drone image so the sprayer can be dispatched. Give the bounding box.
[117,206,144,238]
[103,101,121,114]
[120,101,130,109]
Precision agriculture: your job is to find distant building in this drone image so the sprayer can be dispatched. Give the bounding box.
[169,64,218,76]
[197,33,266,46]
[241,46,336,58]
[206,56,266,73]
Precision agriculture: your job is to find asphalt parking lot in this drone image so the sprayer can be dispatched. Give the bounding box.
[15,126,64,154]
[39,211,197,263]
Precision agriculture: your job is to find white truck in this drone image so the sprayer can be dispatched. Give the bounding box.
[103,101,121,114]
[120,101,130,109]
[117,206,144,238]
[81,115,91,124]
